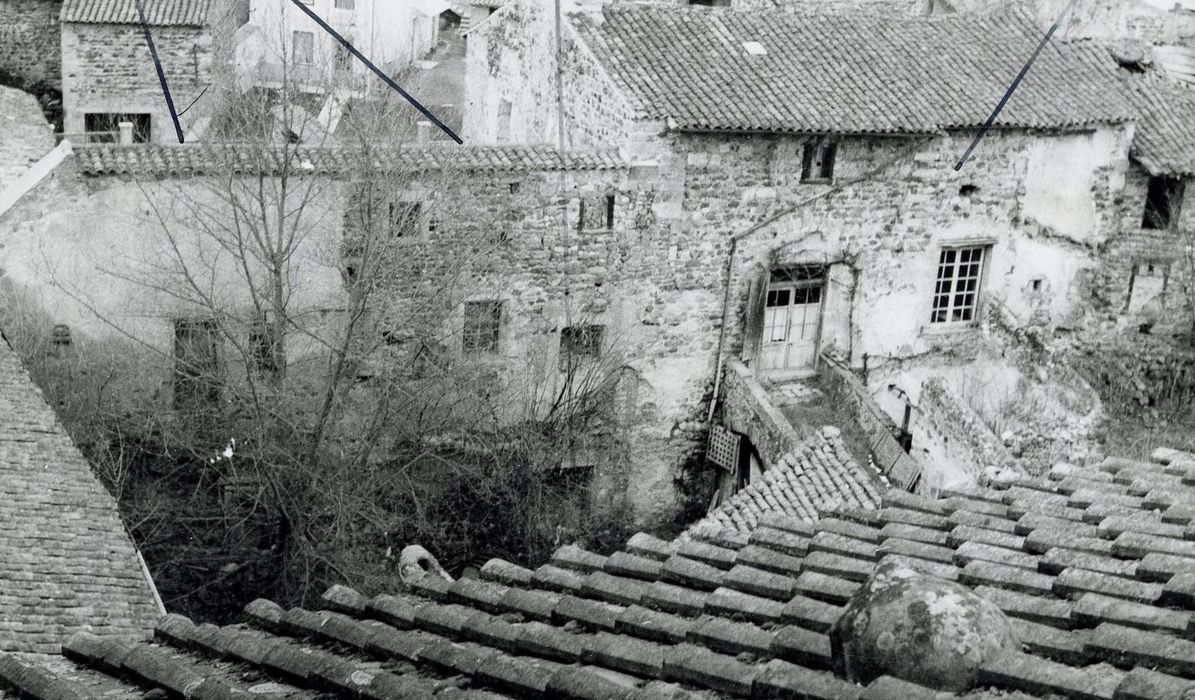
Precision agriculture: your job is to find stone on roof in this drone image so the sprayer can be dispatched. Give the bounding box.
[60,0,212,26]
[70,143,629,177]
[10,446,1195,695]
[0,338,160,654]
[575,5,1133,134]
[682,427,885,541]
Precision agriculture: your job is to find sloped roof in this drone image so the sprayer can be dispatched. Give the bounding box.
[71,143,629,177]
[0,340,160,654]
[1122,75,1195,177]
[684,428,886,543]
[61,0,212,26]
[8,449,1195,696]
[575,5,1134,134]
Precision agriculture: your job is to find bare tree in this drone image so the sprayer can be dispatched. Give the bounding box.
[10,56,633,617]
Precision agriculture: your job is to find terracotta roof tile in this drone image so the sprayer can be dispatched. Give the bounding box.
[61,0,212,26]
[0,340,160,654]
[70,143,629,177]
[1122,75,1195,177]
[576,5,1132,135]
[13,448,1195,696]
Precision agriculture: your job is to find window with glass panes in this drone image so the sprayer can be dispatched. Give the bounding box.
[930,246,986,324]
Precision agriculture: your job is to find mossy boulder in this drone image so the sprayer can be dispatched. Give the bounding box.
[829,560,1019,692]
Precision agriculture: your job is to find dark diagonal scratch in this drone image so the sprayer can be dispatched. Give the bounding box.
[954,0,1078,171]
[289,0,463,144]
[135,0,186,144]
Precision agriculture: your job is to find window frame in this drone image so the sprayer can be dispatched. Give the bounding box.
[292,30,315,65]
[462,300,502,354]
[559,324,605,371]
[929,244,990,326]
[1142,176,1185,230]
[800,141,837,183]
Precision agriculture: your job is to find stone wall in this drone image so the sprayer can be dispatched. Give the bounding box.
[62,22,212,142]
[0,86,55,191]
[1064,333,1195,414]
[0,0,61,89]
[720,358,804,470]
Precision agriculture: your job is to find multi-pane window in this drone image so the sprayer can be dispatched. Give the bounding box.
[930,247,986,324]
[559,325,604,370]
[1142,176,1184,230]
[801,142,837,182]
[174,319,221,409]
[293,31,315,64]
[463,301,502,353]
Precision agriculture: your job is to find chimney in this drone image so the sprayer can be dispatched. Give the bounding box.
[416,121,432,143]
[118,121,135,145]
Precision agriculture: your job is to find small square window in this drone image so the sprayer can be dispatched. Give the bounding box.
[463,301,502,353]
[334,0,355,8]
[930,246,988,324]
[579,195,615,231]
[559,325,604,371]
[1142,176,1184,230]
[801,142,837,182]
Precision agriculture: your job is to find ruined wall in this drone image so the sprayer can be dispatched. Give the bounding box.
[1095,166,1195,336]
[0,0,61,89]
[464,0,632,147]
[61,22,212,142]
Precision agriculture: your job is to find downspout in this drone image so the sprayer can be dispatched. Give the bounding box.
[704,144,926,428]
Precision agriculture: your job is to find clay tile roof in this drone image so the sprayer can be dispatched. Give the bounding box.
[0,339,160,655]
[61,0,212,26]
[1122,75,1195,178]
[575,5,1133,134]
[70,143,628,177]
[9,447,1195,697]
[683,428,886,542]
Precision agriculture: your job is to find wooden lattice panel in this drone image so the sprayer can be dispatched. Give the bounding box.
[708,425,740,472]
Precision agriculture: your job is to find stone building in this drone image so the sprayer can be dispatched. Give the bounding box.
[59,0,231,143]
[0,336,161,654]
[462,1,1195,489]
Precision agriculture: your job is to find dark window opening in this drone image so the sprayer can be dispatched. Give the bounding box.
[388,201,423,238]
[1142,176,1184,230]
[249,320,279,375]
[334,40,353,72]
[463,301,502,353]
[959,184,979,197]
[579,195,616,231]
[84,113,151,143]
[174,318,221,409]
[560,325,604,371]
[801,142,837,182]
[688,0,731,5]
